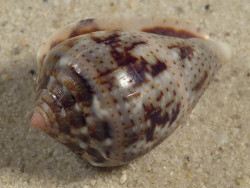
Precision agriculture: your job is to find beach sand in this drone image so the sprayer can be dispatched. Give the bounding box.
[0,0,249,187]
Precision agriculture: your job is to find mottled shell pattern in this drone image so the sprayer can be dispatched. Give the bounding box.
[31,18,231,167]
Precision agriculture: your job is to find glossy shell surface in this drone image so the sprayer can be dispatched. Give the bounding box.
[31,18,231,167]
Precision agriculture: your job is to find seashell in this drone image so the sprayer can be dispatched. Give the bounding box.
[31,18,231,167]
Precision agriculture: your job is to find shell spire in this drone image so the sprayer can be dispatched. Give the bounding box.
[31,18,231,167]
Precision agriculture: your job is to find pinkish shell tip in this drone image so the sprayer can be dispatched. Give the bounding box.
[31,110,47,131]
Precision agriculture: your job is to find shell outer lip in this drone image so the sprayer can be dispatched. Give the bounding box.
[37,18,209,73]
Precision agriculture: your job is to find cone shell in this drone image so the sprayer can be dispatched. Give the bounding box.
[31,18,231,167]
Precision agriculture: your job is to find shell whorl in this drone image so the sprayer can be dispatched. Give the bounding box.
[31,18,231,167]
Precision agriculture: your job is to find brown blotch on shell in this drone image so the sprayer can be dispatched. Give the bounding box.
[89,121,112,141]
[143,104,170,142]
[168,44,194,60]
[142,26,203,39]
[192,71,208,91]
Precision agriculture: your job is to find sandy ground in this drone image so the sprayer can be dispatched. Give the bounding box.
[0,0,249,187]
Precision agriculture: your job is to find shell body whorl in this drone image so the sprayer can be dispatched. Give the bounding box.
[31,18,231,167]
